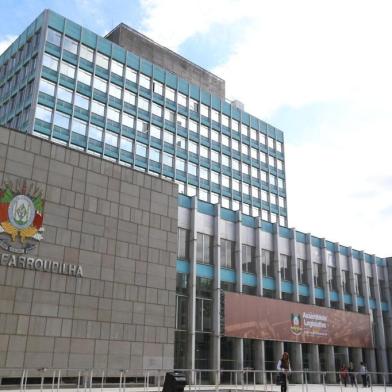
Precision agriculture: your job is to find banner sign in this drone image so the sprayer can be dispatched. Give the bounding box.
[224,292,373,348]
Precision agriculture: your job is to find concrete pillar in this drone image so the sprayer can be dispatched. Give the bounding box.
[254,340,265,384]
[351,347,363,373]
[211,204,221,384]
[255,218,263,297]
[187,197,198,376]
[235,211,242,293]
[325,346,336,384]
[334,242,345,310]
[309,344,321,383]
[234,338,244,382]
[347,247,358,312]
[305,234,316,305]
[371,257,389,378]
[321,239,331,308]
[359,252,370,314]
[273,341,284,369]
[273,223,282,299]
[289,342,303,383]
[364,348,377,384]
[290,228,299,302]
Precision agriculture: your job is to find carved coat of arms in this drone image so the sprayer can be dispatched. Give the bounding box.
[0,180,45,253]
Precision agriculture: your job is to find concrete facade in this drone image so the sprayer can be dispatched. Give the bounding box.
[105,24,225,99]
[0,127,178,375]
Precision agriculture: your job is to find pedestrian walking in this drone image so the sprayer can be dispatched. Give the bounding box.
[359,362,368,387]
[348,362,356,387]
[339,364,348,387]
[276,352,291,392]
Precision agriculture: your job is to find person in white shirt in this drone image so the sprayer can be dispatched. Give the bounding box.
[359,362,368,387]
[277,352,291,392]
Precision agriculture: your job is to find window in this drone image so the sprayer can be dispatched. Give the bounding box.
[47,28,61,46]
[124,90,136,106]
[77,69,92,86]
[200,125,209,138]
[176,158,185,171]
[268,137,274,149]
[222,155,230,167]
[120,136,133,152]
[125,67,137,83]
[297,259,307,284]
[178,93,187,107]
[166,87,175,101]
[280,254,291,281]
[93,76,107,92]
[153,81,163,95]
[104,131,118,147]
[75,93,90,110]
[60,62,75,79]
[197,233,213,264]
[35,105,52,123]
[42,53,59,72]
[200,167,208,180]
[222,114,229,127]
[150,125,161,140]
[139,74,151,89]
[149,148,160,162]
[242,245,255,273]
[196,297,212,332]
[211,150,219,163]
[91,101,105,116]
[188,162,197,176]
[189,98,198,112]
[189,141,197,154]
[342,270,350,293]
[211,109,219,122]
[63,36,78,54]
[88,125,103,141]
[136,119,149,133]
[313,263,323,288]
[120,113,134,130]
[221,239,235,269]
[165,108,175,122]
[354,274,362,295]
[39,78,55,96]
[178,228,190,260]
[138,97,149,112]
[109,83,122,99]
[163,153,173,167]
[96,52,109,69]
[177,114,186,128]
[241,123,249,137]
[232,139,239,151]
[211,171,219,184]
[107,107,120,123]
[164,130,174,144]
[152,103,163,117]
[176,135,186,149]
[232,119,239,132]
[201,104,209,118]
[135,143,147,157]
[276,141,283,153]
[261,249,273,277]
[80,45,94,62]
[53,111,70,129]
[368,277,375,298]
[72,119,87,135]
[111,60,124,76]
[176,295,188,330]
[56,86,73,103]
[328,266,337,291]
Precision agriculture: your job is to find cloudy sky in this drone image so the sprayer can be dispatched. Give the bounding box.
[1,0,391,256]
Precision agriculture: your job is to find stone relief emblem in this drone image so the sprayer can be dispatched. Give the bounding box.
[0,179,45,253]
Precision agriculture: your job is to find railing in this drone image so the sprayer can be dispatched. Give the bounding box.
[0,368,391,391]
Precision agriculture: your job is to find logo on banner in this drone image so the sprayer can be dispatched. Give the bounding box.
[290,313,303,335]
[0,180,45,253]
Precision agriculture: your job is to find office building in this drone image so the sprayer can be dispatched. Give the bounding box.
[0,9,391,382]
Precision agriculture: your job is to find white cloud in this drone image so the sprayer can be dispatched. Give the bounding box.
[0,35,17,56]
[139,0,392,256]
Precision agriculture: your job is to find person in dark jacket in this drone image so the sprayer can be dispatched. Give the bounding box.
[276,352,291,392]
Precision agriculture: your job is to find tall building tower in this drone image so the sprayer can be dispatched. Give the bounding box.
[0,9,287,227]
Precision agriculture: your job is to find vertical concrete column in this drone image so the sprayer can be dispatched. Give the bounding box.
[338,347,350,366]
[273,223,282,299]
[352,348,363,374]
[321,239,331,308]
[306,234,316,305]
[273,341,284,368]
[211,204,221,384]
[234,211,243,373]
[347,247,358,312]
[325,345,336,383]
[364,348,377,383]
[234,337,244,382]
[309,344,321,383]
[255,218,263,297]
[254,340,265,384]
[290,228,299,302]
[383,258,392,373]
[334,242,345,310]
[187,197,198,375]
[371,256,389,379]
[359,252,370,314]
[289,342,303,383]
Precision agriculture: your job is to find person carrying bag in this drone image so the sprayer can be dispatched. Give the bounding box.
[276,352,291,392]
